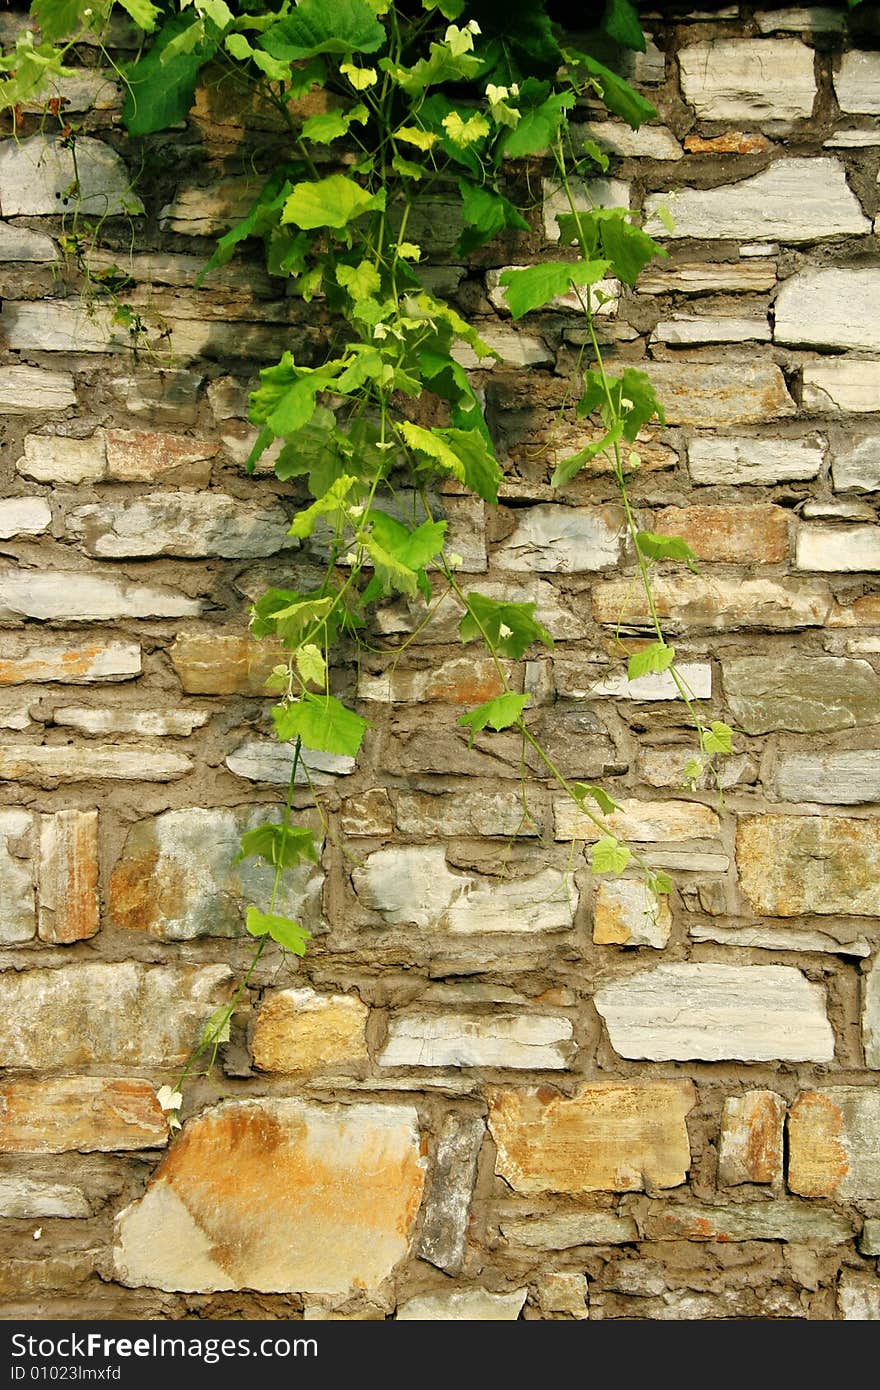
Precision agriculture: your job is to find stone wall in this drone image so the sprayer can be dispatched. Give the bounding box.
[1,2,880,1320]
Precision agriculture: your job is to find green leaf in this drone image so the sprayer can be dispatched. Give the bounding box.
[118,0,161,30]
[122,13,218,136]
[636,530,699,572]
[32,0,110,41]
[273,694,368,758]
[383,41,481,97]
[570,50,657,129]
[300,110,350,143]
[684,756,705,785]
[198,1004,231,1048]
[550,423,623,488]
[399,423,502,505]
[618,367,665,441]
[459,692,530,739]
[282,175,385,231]
[501,86,575,157]
[336,260,383,302]
[250,590,335,644]
[500,259,610,319]
[647,870,673,896]
[288,474,358,540]
[591,836,631,875]
[360,513,447,601]
[602,0,647,52]
[295,643,327,688]
[391,152,426,180]
[235,823,320,869]
[459,593,553,659]
[195,171,291,286]
[245,906,311,956]
[701,721,733,756]
[572,783,622,816]
[260,0,385,61]
[418,351,489,441]
[627,641,675,681]
[599,213,665,286]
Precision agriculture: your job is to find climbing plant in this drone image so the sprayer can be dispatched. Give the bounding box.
[2,0,733,1100]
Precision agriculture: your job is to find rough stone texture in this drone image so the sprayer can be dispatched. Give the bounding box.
[0,638,141,686]
[0,221,57,262]
[832,436,880,491]
[0,571,200,622]
[0,136,143,217]
[775,750,880,804]
[788,1089,880,1199]
[0,964,231,1069]
[718,1092,786,1187]
[379,1013,573,1069]
[859,1220,880,1257]
[642,1200,852,1244]
[723,654,880,733]
[567,661,712,702]
[169,631,282,695]
[493,505,623,572]
[797,525,880,572]
[737,815,880,917]
[499,1211,639,1248]
[0,745,192,784]
[0,1177,90,1219]
[838,1272,880,1320]
[863,956,880,1070]
[535,1271,588,1318]
[678,39,816,124]
[593,879,671,948]
[0,1078,167,1154]
[0,366,75,413]
[691,922,872,957]
[0,498,51,538]
[645,362,795,425]
[67,493,292,559]
[596,575,831,631]
[52,705,210,737]
[644,159,870,241]
[397,1288,526,1320]
[776,270,880,352]
[802,360,880,414]
[555,797,719,844]
[109,807,323,940]
[652,315,771,346]
[543,176,630,242]
[38,810,99,944]
[594,964,834,1062]
[251,988,368,1073]
[113,1099,425,1294]
[359,656,505,705]
[574,121,682,160]
[653,504,788,563]
[488,1082,695,1194]
[834,50,880,114]
[687,436,824,485]
[417,1113,484,1275]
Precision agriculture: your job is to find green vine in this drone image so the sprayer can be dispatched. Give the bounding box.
[3,0,733,1105]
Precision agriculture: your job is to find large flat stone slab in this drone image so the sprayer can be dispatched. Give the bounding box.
[737,814,880,917]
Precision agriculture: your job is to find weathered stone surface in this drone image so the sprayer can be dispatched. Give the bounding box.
[19,66,119,113]
[499,1210,638,1248]
[788,1088,880,1199]
[0,221,57,262]
[824,129,880,147]
[453,325,552,370]
[251,989,368,1073]
[723,654,880,732]
[645,362,795,426]
[493,505,623,572]
[596,575,832,632]
[859,1219,880,1257]
[0,571,200,622]
[397,1288,526,1320]
[359,656,505,705]
[417,1113,484,1275]
[379,1013,573,1069]
[38,810,99,944]
[169,631,282,695]
[802,360,880,414]
[109,807,323,941]
[340,789,395,838]
[737,814,880,917]
[159,179,258,237]
[0,498,51,539]
[114,1099,425,1294]
[594,964,833,1062]
[0,1176,90,1219]
[864,955,880,1070]
[835,51,880,114]
[2,301,134,354]
[560,660,712,701]
[0,1078,167,1154]
[832,436,880,491]
[593,879,671,949]
[535,1271,588,1318]
[756,7,846,33]
[353,847,576,933]
[555,797,719,844]
[0,809,35,944]
[640,748,755,792]
[838,1271,880,1320]
[18,434,105,485]
[0,136,142,217]
[0,745,192,784]
[543,177,630,242]
[645,158,870,241]
[0,637,141,686]
[488,1082,695,1194]
[776,270,880,352]
[642,1199,852,1244]
[0,1252,98,1298]
[105,430,217,485]
[718,1091,786,1186]
[652,315,771,346]
[638,262,777,295]
[52,705,210,737]
[775,750,880,804]
[691,921,872,957]
[687,435,823,485]
[0,366,75,414]
[683,131,774,155]
[797,524,880,572]
[225,740,355,784]
[652,505,789,563]
[573,120,682,160]
[679,39,816,123]
[396,788,538,838]
[68,493,292,559]
[0,964,231,1069]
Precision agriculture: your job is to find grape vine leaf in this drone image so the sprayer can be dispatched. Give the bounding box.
[500,259,610,319]
[235,823,320,868]
[272,694,368,758]
[591,836,631,875]
[260,0,385,61]
[627,641,675,681]
[245,907,311,956]
[459,593,553,659]
[459,692,530,741]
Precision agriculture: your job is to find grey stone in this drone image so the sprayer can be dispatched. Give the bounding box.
[0,570,200,622]
[679,39,816,125]
[573,121,681,160]
[0,809,35,945]
[0,221,57,262]
[691,922,872,958]
[790,1087,880,1200]
[494,505,623,572]
[651,315,770,345]
[723,654,880,732]
[225,739,355,784]
[18,434,106,485]
[396,788,538,839]
[0,745,192,784]
[397,1288,526,1320]
[645,362,795,425]
[378,1012,573,1069]
[797,524,880,572]
[108,807,323,941]
[638,262,777,296]
[0,964,231,1068]
[838,1272,880,1320]
[644,159,870,242]
[543,177,630,242]
[803,360,880,413]
[53,706,210,737]
[0,136,143,217]
[594,575,831,632]
[0,637,141,685]
[417,1114,484,1275]
[0,1176,90,1219]
[824,129,880,147]
[67,493,293,560]
[642,1199,852,1244]
[859,1219,880,1256]
[688,435,823,485]
[499,1211,638,1248]
[775,749,880,803]
[756,8,847,34]
[864,955,880,1069]
[0,498,51,539]
[833,436,880,491]
[776,269,880,351]
[0,366,75,414]
[835,51,880,115]
[594,964,834,1062]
